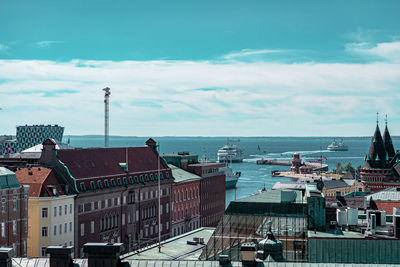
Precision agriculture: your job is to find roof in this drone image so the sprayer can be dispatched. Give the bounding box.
[272,181,306,190]
[367,187,400,201]
[188,162,225,167]
[21,141,68,153]
[235,189,303,204]
[123,227,215,261]
[383,125,396,158]
[56,146,169,179]
[323,179,350,190]
[14,167,64,197]
[0,167,21,189]
[341,171,355,179]
[169,164,201,183]
[226,189,306,216]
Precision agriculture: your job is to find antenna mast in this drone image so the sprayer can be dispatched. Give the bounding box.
[103,87,111,148]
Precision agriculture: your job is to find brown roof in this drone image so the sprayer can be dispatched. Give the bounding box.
[15,167,65,197]
[56,146,169,179]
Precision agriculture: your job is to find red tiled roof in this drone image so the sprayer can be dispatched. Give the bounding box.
[15,167,65,197]
[56,146,169,179]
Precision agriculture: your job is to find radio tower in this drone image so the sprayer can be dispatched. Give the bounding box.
[103,87,111,148]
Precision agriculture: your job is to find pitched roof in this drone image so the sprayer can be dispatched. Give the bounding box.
[56,146,169,179]
[323,179,349,190]
[15,167,64,197]
[383,125,396,159]
[0,167,21,189]
[368,125,386,161]
[368,187,400,201]
[168,164,201,183]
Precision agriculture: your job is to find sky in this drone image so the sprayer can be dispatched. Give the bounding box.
[0,0,400,136]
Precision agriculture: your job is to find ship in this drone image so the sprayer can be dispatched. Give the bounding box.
[327,139,348,151]
[224,164,241,189]
[217,142,244,163]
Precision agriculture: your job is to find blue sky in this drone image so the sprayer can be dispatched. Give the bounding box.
[0,0,400,136]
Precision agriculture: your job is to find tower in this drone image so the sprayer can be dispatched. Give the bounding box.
[103,87,111,148]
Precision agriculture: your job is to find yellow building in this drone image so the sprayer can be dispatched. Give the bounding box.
[322,178,360,197]
[15,167,75,257]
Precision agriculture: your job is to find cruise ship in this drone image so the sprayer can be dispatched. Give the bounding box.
[327,139,348,151]
[217,143,244,163]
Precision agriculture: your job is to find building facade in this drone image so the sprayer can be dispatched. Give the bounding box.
[169,164,201,237]
[0,167,29,256]
[39,138,173,257]
[14,167,75,257]
[187,162,226,227]
[360,122,400,192]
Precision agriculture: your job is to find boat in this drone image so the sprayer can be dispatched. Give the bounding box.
[224,164,241,189]
[217,142,244,163]
[327,139,348,151]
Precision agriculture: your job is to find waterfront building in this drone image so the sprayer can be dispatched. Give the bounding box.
[14,167,75,257]
[162,153,226,228]
[360,122,400,192]
[169,164,201,237]
[321,178,360,197]
[0,124,64,155]
[0,167,29,256]
[39,138,174,257]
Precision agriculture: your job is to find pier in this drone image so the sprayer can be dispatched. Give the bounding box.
[256,159,328,171]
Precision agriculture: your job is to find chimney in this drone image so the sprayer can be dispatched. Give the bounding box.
[145,138,157,152]
[0,248,14,267]
[240,243,257,267]
[39,139,58,164]
[83,243,127,267]
[46,246,74,267]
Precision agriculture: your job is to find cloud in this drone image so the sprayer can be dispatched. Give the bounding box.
[222,49,287,61]
[35,41,64,48]
[345,41,400,63]
[0,58,399,136]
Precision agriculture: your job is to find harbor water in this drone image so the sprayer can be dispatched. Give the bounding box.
[66,136,400,208]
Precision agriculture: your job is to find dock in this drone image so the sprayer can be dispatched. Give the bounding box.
[257,159,328,171]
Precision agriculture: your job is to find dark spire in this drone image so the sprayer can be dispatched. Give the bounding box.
[383,115,396,159]
[367,123,386,162]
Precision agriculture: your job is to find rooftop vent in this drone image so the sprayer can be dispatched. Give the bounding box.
[28,171,33,175]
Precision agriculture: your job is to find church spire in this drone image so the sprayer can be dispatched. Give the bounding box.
[367,114,386,163]
[383,114,396,159]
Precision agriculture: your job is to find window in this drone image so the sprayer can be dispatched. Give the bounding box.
[80,223,84,237]
[90,181,96,190]
[122,214,125,225]
[129,176,133,184]
[54,225,57,236]
[117,197,121,206]
[98,200,102,209]
[150,174,154,181]
[166,203,169,213]
[1,222,5,238]
[139,175,144,183]
[80,182,86,192]
[59,206,62,216]
[134,176,138,183]
[111,179,116,187]
[117,178,122,186]
[160,173,164,180]
[12,220,17,236]
[160,204,163,215]
[91,221,94,234]
[59,224,62,235]
[123,177,127,185]
[105,199,108,208]
[70,204,72,214]
[42,227,48,237]
[69,222,72,232]
[91,202,95,211]
[97,180,103,189]
[1,198,6,213]
[145,174,149,182]
[166,172,170,179]
[104,180,109,187]
[41,207,48,218]
[64,205,67,215]
[64,223,67,233]
[41,247,47,257]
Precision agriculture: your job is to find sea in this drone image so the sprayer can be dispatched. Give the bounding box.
[65,136,400,208]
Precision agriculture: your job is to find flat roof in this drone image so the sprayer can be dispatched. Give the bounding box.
[308,230,398,239]
[188,162,225,167]
[169,164,201,183]
[235,189,304,204]
[123,227,215,261]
